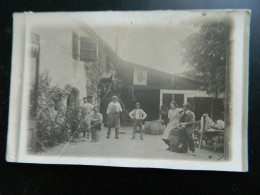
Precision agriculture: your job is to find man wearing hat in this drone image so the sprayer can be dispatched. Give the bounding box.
[106,95,122,139]
[81,95,94,140]
[178,102,196,154]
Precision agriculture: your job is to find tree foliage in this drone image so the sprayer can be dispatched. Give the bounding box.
[181,20,232,95]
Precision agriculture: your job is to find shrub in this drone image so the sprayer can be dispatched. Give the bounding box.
[31,71,81,152]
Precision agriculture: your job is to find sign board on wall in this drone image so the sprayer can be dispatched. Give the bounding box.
[133,67,147,85]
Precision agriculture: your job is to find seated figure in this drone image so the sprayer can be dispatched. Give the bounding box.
[178,103,196,155]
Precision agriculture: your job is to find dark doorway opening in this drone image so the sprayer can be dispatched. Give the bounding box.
[162,93,172,109]
[133,89,160,121]
[187,97,213,120]
[174,94,184,108]
[67,88,80,107]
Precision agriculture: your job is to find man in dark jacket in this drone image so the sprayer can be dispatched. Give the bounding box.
[178,103,195,154]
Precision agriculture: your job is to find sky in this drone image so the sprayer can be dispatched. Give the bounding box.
[89,23,197,74]
[30,11,229,74]
[76,11,225,74]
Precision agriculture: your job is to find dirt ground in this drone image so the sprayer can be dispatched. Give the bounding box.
[36,126,224,162]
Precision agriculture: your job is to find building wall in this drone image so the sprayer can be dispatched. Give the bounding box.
[32,28,90,102]
[117,59,214,121]
[117,59,202,90]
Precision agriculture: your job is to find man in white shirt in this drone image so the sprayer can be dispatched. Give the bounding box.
[129,102,147,140]
[106,95,122,139]
[81,96,94,139]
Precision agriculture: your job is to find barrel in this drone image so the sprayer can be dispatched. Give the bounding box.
[169,129,179,146]
[150,122,166,135]
[150,122,161,135]
[159,125,166,135]
[144,121,152,134]
[170,144,188,153]
[169,128,188,153]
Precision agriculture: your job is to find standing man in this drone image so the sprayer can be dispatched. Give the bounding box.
[106,95,122,139]
[178,103,196,154]
[81,95,94,140]
[129,102,147,140]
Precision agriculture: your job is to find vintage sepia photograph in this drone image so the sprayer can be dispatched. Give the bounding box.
[6,10,250,171]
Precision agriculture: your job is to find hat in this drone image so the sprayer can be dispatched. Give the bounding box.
[112,95,118,99]
[135,102,140,106]
[183,103,191,110]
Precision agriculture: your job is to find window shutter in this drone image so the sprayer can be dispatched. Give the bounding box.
[72,32,78,60]
[80,36,98,61]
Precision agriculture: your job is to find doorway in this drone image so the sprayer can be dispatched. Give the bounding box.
[67,87,80,107]
[174,94,184,108]
[162,93,172,109]
[134,89,160,121]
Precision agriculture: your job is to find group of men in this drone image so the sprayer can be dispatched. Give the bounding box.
[80,96,103,142]
[80,95,147,141]
[80,95,125,141]
[80,95,196,155]
[106,95,148,140]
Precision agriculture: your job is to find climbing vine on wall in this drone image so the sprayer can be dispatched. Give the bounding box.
[30,71,83,152]
[84,61,101,98]
[83,43,125,102]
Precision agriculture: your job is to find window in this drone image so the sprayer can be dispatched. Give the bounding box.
[80,36,98,61]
